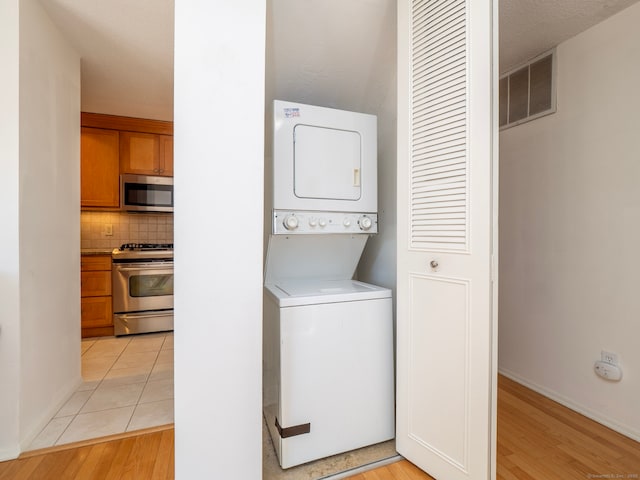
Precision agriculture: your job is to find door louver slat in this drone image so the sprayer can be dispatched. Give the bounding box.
[411,0,468,251]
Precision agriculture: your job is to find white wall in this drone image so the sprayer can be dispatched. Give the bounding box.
[357,41,398,294]
[17,0,82,451]
[173,1,265,479]
[0,0,81,459]
[499,2,640,440]
[0,0,22,461]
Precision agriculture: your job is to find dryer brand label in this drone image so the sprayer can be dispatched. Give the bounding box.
[283,107,300,118]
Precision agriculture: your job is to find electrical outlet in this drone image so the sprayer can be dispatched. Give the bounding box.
[105,224,113,236]
[601,351,618,365]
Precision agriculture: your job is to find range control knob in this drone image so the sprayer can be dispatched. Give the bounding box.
[343,218,352,227]
[283,215,299,231]
[359,216,373,231]
[318,218,327,228]
[308,218,318,227]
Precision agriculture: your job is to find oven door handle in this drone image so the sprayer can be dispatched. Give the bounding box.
[115,312,173,320]
[114,265,173,273]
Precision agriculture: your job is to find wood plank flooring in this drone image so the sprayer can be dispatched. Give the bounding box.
[0,426,174,480]
[496,375,640,480]
[1,375,638,479]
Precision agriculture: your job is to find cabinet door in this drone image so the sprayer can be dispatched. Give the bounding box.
[81,255,112,272]
[81,271,112,297]
[159,135,173,176]
[81,296,113,328]
[81,128,120,208]
[120,131,161,175]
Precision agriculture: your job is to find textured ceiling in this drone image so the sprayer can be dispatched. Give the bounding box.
[38,0,639,121]
[500,0,638,72]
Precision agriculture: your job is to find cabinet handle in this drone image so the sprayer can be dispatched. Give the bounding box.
[154,168,159,173]
[159,169,164,173]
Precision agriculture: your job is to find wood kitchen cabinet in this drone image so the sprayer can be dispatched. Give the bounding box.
[159,135,173,176]
[120,132,173,176]
[81,128,120,209]
[81,254,114,338]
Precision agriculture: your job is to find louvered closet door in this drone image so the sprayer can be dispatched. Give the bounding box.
[396,1,497,480]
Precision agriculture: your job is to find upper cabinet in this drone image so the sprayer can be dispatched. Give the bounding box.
[81,127,120,208]
[160,135,174,176]
[80,113,174,209]
[120,132,173,176]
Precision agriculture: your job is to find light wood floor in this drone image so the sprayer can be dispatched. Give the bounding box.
[0,425,173,480]
[1,375,639,479]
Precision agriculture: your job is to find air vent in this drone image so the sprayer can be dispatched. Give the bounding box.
[500,50,556,129]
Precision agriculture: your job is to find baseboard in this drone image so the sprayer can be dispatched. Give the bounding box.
[499,368,640,442]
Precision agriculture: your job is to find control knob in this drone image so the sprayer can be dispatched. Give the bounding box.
[283,215,299,231]
[359,216,373,231]
[343,218,352,228]
[318,218,327,228]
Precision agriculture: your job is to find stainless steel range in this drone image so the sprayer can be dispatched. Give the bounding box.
[112,243,174,336]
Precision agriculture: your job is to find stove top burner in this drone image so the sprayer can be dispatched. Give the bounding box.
[118,243,174,251]
[113,243,174,261]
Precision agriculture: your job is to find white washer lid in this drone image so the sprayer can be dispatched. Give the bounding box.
[265,279,391,307]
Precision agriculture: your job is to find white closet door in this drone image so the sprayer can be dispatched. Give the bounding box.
[396,1,497,480]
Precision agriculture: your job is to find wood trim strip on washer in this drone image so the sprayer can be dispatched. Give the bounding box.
[275,417,311,438]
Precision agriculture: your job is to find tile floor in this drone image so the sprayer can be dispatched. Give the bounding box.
[27,332,174,451]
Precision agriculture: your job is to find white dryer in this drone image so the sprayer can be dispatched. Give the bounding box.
[271,99,378,215]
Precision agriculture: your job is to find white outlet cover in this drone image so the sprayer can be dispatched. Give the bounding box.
[601,350,619,365]
[594,361,622,381]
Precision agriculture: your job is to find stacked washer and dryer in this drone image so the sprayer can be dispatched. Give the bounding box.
[263,100,395,469]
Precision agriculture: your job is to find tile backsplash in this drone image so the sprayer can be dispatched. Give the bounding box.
[81,211,173,249]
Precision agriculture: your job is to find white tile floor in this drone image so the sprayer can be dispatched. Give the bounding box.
[27,332,174,451]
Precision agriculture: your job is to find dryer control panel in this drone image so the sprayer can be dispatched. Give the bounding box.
[273,210,377,235]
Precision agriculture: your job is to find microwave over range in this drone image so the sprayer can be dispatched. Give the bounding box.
[121,174,174,213]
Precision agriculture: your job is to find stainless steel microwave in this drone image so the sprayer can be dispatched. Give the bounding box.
[120,174,174,212]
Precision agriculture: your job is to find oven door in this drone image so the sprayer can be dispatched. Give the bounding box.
[112,262,174,313]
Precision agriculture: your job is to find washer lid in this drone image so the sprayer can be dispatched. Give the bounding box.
[265,279,391,307]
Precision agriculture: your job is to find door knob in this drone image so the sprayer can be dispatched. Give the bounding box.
[430,260,439,269]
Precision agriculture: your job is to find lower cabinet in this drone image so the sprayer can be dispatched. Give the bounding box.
[81,254,114,338]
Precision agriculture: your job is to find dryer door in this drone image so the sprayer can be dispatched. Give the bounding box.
[294,125,361,201]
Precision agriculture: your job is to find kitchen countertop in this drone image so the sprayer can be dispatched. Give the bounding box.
[81,248,114,256]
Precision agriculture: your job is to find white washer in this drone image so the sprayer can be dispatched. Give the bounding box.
[263,279,394,469]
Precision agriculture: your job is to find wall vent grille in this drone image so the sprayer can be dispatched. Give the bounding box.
[500,50,556,129]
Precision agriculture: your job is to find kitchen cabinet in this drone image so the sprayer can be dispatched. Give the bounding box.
[120,132,173,176]
[81,128,120,209]
[160,135,174,176]
[81,254,113,338]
